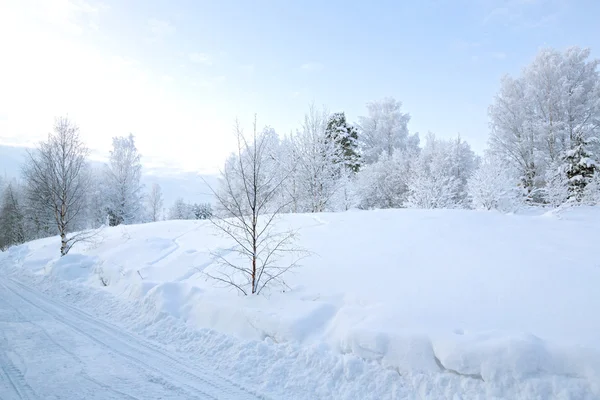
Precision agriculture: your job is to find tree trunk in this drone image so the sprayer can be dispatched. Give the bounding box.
[60,230,68,256]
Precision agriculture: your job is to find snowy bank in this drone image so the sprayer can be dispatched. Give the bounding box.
[2,207,600,399]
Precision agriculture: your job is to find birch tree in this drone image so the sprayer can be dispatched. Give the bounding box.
[357,97,419,164]
[293,105,343,213]
[489,46,600,204]
[207,117,302,295]
[146,183,164,222]
[104,134,144,226]
[23,117,91,256]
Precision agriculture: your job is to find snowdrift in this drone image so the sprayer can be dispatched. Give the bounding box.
[2,207,600,399]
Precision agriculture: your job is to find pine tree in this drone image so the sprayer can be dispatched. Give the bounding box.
[326,112,361,173]
[0,183,26,250]
[563,134,597,202]
[191,203,213,219]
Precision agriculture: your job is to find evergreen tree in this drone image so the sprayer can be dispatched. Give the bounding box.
[325,112,361,173]
[191,202,213,220]
[563,134,597,202]
[0,183,26,250]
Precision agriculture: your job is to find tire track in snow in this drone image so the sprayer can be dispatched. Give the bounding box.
[0,348,36,400]
[0,294,141,400]
[3,278,264,400]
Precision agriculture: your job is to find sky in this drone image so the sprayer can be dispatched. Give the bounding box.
[0,0,599,174]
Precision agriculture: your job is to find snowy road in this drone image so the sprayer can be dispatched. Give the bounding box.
[0,277,263,400]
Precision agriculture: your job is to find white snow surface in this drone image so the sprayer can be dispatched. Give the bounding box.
[1,207,600,399]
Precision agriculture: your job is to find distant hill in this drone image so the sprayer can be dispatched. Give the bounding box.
[0,144,217,207]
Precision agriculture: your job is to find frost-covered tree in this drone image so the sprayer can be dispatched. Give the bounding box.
[293,105,343,212]
[468,155,520,212]
[191,202,212,220]
[405,134,460,209]
[489,75,540,200]
[583,171,600,205]
[544,161,570,208]
[0,182,26,250]
[355,149,416,209]
[207,117,302,295]
[23,117,92,256]
[326,112,361,173]
[146,183,164,222]
[489,46,600,203]
[104,134,144,226]
[169,197,192,220]
[449,135,479,207]
[277,134,301,213]
[87,168,108,228]
[563,134,597,202]
[329,168,358,211]
[357,97,419,164]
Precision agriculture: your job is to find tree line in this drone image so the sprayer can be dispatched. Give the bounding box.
[1,45,599,258]
[0,120,211,252]
[215,46,600,218]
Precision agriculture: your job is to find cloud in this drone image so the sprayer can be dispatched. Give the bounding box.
[189,52,212,65]
[300,62,324,72]
[148,18,175,40]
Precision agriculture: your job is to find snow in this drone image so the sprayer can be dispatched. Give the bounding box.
[2,207,600,399]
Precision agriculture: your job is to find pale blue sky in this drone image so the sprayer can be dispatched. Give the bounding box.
[0,0,598,173]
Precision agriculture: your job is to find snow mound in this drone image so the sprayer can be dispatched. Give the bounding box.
[3,207,600,398]
[47,253,99,282]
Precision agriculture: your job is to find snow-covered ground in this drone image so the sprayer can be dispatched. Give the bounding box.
[1,207,599,399]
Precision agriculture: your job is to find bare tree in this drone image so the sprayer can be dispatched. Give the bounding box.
[146,183,164,222]
[23,117,92,256]
[206,116,304,295]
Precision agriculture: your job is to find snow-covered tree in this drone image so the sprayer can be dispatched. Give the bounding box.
[292,105,343,212]
[329,168,358,211]
[277,134,301,213]
[357,97,419,164]
[169,197,192,220]
[405,134,460,209]
[146,183,164,222]
[563,134,597,202]
[544,161,570,208]
[489,46,600,204]
[449,135,479,207]
[355,149,416,209]
[191,202,212,220]
[326,112,361,173]
[583,171,600,205]
[23,117,92,256]
[0,182,26,250]
[104,134,144,226]
[87,168,108,228]
[468,155,520,212]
